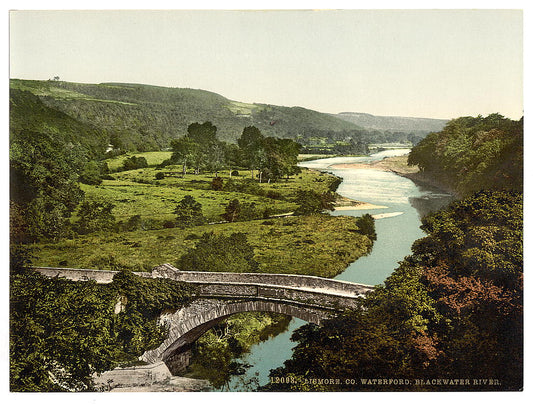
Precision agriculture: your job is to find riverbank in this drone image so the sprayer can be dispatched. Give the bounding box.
[331,155,458,196]
[334,194,388,210]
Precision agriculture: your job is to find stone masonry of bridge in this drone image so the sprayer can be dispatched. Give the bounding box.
[34,264,374,375]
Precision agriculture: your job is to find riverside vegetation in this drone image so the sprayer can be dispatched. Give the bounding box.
[262,114,523,392]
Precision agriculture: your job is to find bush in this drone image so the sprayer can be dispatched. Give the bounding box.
[155,172,165,180]
[355,214,376,241]
[121,156,148,171]
[222,199,240,222]
[293,190,335,216]
[162,220,175,229]
[231,170,239,177]
[211,176,224,191]
[178,232,259,273]
[266,190,283,200]
[74,200,116,235]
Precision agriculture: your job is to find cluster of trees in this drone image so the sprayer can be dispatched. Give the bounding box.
[296,127,427,155]
[408,114,523,195]
[10,129,86,242]
[168,122,302,182]
[263,190,522,391]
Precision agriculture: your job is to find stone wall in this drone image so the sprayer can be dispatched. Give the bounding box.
[34,267,151,284]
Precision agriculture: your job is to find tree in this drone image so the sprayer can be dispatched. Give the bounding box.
[186,122,222,174]
[293,190,335,215]
[222,199,241,222]
[170,135,197,176]
[79,161,103,185]
[238,126,265,181]
[211,176,224,191]
[74,200,116,235]
[178,232,259,273]
[173,195,205,227]
[10,130,85,241]
[263,137,302,181]
[355,214,376,241]
[408,114,523,195]
[121,156,148,171]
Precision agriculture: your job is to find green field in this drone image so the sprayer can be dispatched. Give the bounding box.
[34,215,372,278]
[105,151,173,171]
[80,165,337,223]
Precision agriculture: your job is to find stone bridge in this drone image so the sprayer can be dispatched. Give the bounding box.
[35,264,374,374]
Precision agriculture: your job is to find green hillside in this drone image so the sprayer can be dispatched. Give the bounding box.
[10,79,362,152]
[9,88,108,157]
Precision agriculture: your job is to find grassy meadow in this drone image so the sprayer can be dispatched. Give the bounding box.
[34,215,372,278]
[79,162,338,223]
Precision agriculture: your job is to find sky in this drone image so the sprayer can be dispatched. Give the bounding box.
[9,8,524,120]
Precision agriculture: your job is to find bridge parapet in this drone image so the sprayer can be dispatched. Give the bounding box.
[152,263,374,297]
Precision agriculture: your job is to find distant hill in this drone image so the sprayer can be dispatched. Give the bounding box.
[334,112,448,133]
[10,79,362,152]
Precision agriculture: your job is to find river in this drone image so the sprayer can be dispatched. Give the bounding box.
[220,149,454,391]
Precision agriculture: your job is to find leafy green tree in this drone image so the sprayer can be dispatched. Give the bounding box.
[74,200,116,235]
[187,121,217,145]
[263,137,302,181]
[293,190,335,215]
[10,130,85,241]
[408,114,523,195]
[238,126,265,181]
[178,232,259,273]
[173,195,206,227]
[222,198,241,222]
[170,135,197,176]
[79,160,103,185]
[355,213,376,241]
[211,176,224,191]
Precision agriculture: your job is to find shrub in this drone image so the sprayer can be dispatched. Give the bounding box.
[266,190,283,200]
[74,200,116,235]
[122,156,148,171]
[178,232,259,273]
[162,220,175,229]
[211,176,224,191]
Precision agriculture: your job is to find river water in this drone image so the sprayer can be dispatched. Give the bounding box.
[221,149,454,391]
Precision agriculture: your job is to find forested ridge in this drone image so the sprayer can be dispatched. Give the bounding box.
[262,114,523,391]
[10,79,434,154]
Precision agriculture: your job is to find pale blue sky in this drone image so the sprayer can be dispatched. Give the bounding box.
[10,9,523,119]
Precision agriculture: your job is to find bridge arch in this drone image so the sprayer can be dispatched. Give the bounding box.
[141,298,335,367]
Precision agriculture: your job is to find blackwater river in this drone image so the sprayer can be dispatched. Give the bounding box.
[220,149,454,391]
